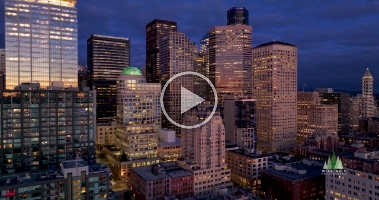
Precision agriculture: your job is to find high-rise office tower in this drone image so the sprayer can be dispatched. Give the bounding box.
[0,83,96,174]
[194,53,208,99]
[87,34,130,124]
[146,19,177,83]
[0,49,5,90]
[316,88,351,135]
[224,97,257,150]
[180,104,232,196]
[115,66,161,162]
[5,0,78,89]
[227,7,249,26]
[349,94,362,132]
[160,32,197,135]
[362,68,375,118]
[297,92,338,143]
[252,41,298,153]
[78,64,87,90]
[208,25,253,101]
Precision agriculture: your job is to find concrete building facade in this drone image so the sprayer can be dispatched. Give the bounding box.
[362,68,375,118]
[297,92,338,143]
[252,41,298,153]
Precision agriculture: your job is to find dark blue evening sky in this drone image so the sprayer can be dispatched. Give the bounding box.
[0,0,379,92]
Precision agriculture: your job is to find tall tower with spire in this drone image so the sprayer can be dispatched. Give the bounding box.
[362,68,375,118]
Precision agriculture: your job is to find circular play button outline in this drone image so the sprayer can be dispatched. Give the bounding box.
[160,71,218,129]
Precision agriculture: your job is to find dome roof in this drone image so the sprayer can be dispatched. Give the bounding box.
[121,66,142,75]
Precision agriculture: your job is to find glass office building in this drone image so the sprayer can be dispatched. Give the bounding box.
[5,0,78,89]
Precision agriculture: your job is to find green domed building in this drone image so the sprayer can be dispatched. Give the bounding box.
[120,66,142,76]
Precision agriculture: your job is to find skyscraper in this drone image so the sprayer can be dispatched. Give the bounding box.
[208,25,253,101]
[194,53,208,99]
[146,19,177,83]
[87,34,130,124]
[115,66,161,163]
[227,7,249,26]
[5,0,78,89]
[362,68,375,118]
[180,104,232,196]
[252,41,298,153]
[0,83,96,174]
[160,32,197,135]
[297,92,338,143]
[0,49,5,90]
[224,97,257,150]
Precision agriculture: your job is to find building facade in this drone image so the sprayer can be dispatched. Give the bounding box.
[0,83,96,174]
[158,129,181,162]
[194,53,208,99]
[146,19,177,83]
[5,0,78,89]
[208,25,252,101]
[227,7,249,26]
[179,104,232,196]
[297,92,338,143]
[362,68,375,118]
[159,32,197,135]
[87,34,130,124]
[96,121,117,146]
[349,95,362,132]
[226,149,268,191]
[252,41,298,153]
[0,159,111,200]
[0,49,5,90]
[260,159,325,200]
[115,66,161,172]
[130,162,193,200]
[326,150,379,200]
[316,89,351,135]
[224,97,256,150]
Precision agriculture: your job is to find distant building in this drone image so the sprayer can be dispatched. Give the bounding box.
[0,159,111,200]
[224,97,256,150]
[160,32,197,135]
[326,150,379,200]
[158,129,181,162]
[297,92,338,143]
[179,104,232,196]
[226,149,268,191]
[0,49,5,90]
[349,94,362,132]
[114,66,161,176]
[340,132,379,148]
[227,7,249,26]
[362,68,375,118]
[316,88,350,135]
[129,162,193,200]
[194,53,208,99]
[208,25,252,101]
[96,121,117,146]
[260,159,325,200]
[295,129,339,160]
[146,19,177,83]
[253,41,298,153]
[87,34,130,124]
[78,64,87,90]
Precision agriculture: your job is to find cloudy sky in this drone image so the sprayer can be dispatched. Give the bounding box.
[0,0,379,91]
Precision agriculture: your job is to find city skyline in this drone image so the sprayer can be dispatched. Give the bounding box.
[0,0,378,91]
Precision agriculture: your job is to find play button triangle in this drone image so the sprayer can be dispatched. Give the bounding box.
[181,86,205,114]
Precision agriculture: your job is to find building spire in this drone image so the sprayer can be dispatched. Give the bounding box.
[363,68,373,78]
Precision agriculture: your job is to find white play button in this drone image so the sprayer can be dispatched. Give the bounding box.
[181,86,205,114]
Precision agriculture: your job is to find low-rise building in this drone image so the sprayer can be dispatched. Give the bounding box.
[129,162,193,200]
[326,150,379,200]
[340,132,379,148]
[158,129,181,162]
[226,149,268,191]
[96,121,117,146]
[260,159,325,200]
[0,159,111,200]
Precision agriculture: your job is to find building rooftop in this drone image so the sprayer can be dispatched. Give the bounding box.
[254,41,296,48]
[262,164,323,181]
[121,66,142,76]
[131,162,192,181]
[0,162,111,188]
[227,149,267,159]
